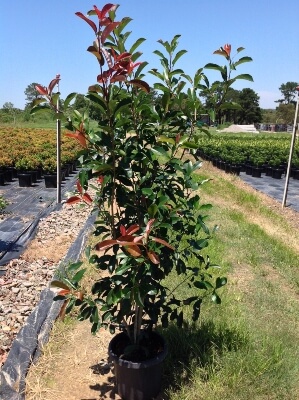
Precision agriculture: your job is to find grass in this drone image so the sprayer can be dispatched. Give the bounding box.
[25,162,299,400]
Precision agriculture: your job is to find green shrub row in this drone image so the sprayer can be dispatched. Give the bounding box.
[197,134,299,168]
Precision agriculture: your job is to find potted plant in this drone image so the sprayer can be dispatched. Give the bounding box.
[32,4,254,399]
[42,157,58,188]
[15,157,34,187]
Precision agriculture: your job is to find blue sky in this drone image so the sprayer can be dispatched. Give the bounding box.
[0,0,298,110]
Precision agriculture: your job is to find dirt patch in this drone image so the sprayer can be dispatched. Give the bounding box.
[26,320,120,400]
[23,234,75,263]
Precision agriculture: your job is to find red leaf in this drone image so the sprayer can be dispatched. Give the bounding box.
[101,22,120,44]
[48,77,60,94]
[101,3,117,18]
[127,62,142,74]
[133,235,144,243]
[126,245,142,257]
[65,131,87,148]
[126,224,140,235]
[82,192,93,205]
[147,250,160,264]
[116,52,132,61]
[127,79,150,93]
[151,236,174,250]
[95,239,117,251]
[145,219,155,235]
[35,84,48,96]
[75,12,97,33]
[76,180,83,194]
[75,291,84,301]
[59,299,69,320]
[110,75,126,83]
[120,225,126,236]
[101,47,113,68]
[58,289,70,296]
[66,196,81,205]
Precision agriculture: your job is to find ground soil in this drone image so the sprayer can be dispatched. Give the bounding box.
[24,163,299,400]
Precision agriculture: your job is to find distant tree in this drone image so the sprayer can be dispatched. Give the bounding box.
[261,109,276,123]
[275,103,296,124]
[276,81,298,105]
[236,88,262,124]
[1,102,21,124]
[24,82,42,107]
[219,88,262,124]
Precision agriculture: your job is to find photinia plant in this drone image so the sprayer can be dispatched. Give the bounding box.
[31,3,254,358]
[200,44,253,123]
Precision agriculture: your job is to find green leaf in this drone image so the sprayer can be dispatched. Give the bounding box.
[150,146,170,161]
[129,38,146,53]
[204,63,223,72]
[181,141,198,150]
[157,135,175,145]
[133,286,144,307]
[64,92,77,109]
[113,98,131,117]
[211,292,221,304]
[194,280,213,290]
[72,268,87,283]
[148,204,158,218]
[233,56,253,67]
[216,277,227,289]
[233,73,254,82]
[30,104,51,115]
[141,188,154,196]
[86,92,107,113]
[50,280,70,290]
[173,49,187,65]
[68,261,83,272]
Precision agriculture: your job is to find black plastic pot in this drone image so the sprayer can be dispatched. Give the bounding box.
[292,169,299,180]
[272,168,283,179]
[230,165,241,176]
[265,167,273,177]
[4,168,14,182]
[251,167,262,178]
[109,331,167,400]
[28,170,38,183]
[0,172,5,186]
[18,173,32,187]
[44,174,57,188]
[245,165,252,175]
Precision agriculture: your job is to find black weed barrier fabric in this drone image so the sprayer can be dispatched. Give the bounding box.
[0,212,97,400]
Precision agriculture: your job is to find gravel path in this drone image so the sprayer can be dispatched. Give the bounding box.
[0,201,93,366]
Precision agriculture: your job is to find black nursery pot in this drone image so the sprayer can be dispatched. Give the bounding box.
[272,168,283,179]
[0,172,5,186]
[17,173,32,187]
[251,166,262,178]
[44,174,57,188]
[108,331,167,400]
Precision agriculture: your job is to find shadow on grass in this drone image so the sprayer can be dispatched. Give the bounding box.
[161,320,249,394]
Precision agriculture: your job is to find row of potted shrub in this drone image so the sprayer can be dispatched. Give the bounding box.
[196,134,299,179]
[0,127,81,186]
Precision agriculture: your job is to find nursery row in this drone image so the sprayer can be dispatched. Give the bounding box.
[197,134,299,179]
[0,127,81,175]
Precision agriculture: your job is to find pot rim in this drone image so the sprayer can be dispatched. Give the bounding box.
[108,330,168,369]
